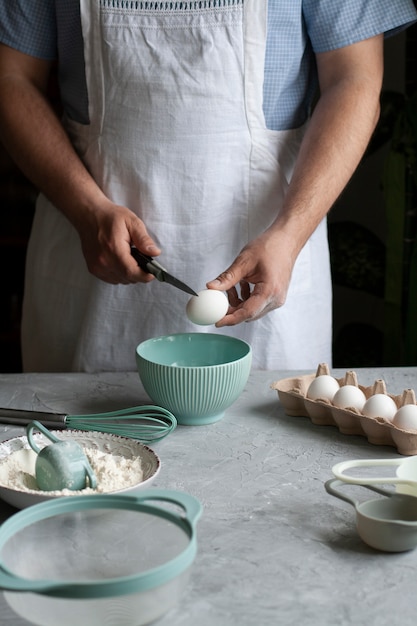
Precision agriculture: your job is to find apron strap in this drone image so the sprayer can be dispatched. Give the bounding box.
[244,0,268,130]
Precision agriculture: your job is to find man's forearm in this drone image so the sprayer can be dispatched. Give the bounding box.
[0,71,106,231]
[269,36,383,262]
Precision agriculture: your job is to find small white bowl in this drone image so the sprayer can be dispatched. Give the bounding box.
[0,430,160,509]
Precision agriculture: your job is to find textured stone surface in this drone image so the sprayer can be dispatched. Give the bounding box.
[1,368,417,625]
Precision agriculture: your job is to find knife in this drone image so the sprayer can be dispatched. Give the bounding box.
[131,246,198,296]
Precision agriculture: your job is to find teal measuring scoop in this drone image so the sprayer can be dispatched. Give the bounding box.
[26,421,97,491]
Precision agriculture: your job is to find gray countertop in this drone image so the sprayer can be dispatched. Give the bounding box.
[0,367,417,626]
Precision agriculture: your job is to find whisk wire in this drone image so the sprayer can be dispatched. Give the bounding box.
[65,405,177,443]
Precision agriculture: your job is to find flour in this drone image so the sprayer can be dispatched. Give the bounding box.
[0,447,144,495]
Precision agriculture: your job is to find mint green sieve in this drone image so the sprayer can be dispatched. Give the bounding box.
[0,490,202,626]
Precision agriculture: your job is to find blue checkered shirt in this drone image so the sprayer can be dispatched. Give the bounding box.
[0,0,416,129]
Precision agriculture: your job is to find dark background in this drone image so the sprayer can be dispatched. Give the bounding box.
[0,20,416,372]
[329,21,417,368]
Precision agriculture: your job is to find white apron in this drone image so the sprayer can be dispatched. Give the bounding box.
[22,0,332,372]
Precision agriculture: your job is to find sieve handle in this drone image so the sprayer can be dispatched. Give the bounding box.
[133,489,203,527]
[0,408,67,428]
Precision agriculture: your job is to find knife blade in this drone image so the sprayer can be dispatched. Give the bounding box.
[131,246,198,296]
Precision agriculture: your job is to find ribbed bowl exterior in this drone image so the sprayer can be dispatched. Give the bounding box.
[136,335,252,425]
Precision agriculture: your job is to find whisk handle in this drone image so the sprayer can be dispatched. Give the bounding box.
[0,408,68,429]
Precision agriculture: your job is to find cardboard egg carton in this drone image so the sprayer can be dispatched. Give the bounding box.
[271,363,417,456]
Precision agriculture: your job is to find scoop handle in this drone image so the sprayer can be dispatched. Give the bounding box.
[325,478,393,509]
[332,458,413,486]
[325,479,358,509]
[26,420,63,454]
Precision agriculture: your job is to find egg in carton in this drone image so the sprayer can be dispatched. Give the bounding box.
[271,363,417,456]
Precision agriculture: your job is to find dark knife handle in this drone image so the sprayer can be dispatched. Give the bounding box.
[131,246,154,272]
[131,246,166,281]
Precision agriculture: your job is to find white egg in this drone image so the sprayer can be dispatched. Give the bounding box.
[186,289,229,325]
[332,385,366,410]
[362,394,397,421]
[306,375,340,401]
[393,404,417,431]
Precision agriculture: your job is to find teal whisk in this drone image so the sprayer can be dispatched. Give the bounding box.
[0,405,177,444]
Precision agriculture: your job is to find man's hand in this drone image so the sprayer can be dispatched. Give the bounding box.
[207,228,294,325]
[0,43,161,285]
[208,34,384,327]
[77,199,161,284]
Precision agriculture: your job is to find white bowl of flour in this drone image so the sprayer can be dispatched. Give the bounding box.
[0,430,160,509]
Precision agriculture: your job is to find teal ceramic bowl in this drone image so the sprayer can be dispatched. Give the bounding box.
[136,333,252,425]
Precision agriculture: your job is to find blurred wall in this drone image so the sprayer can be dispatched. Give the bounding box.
[329,32,410,367]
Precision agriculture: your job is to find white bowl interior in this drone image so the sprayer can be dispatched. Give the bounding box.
[0,431,160,509]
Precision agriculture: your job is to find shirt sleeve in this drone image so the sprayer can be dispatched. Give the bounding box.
[0,0,57,60]
[303,0,417,53]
